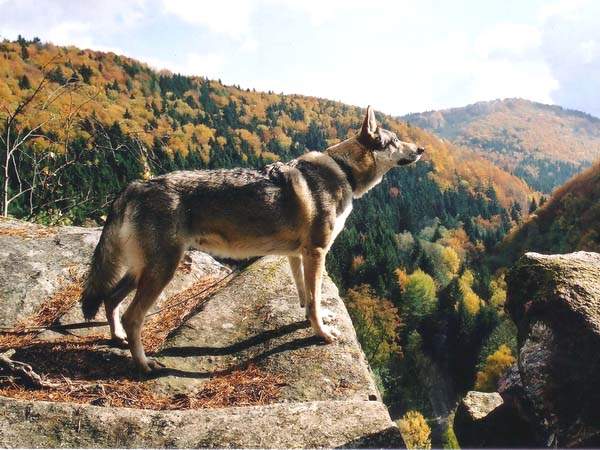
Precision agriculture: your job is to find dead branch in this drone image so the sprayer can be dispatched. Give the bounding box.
[0,353,45,388]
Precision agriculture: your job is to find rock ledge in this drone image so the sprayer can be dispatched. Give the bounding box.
[0,219,403,448]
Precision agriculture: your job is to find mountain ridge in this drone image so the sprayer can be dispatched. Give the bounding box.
[493,160,600,267]
[405,97,600,126]
[401,98,600,192]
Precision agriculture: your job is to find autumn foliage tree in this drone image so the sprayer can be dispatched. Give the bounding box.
[0,57,96,217]
[345,284,402,367]
[474,344,516,391]
[398,410,432,450]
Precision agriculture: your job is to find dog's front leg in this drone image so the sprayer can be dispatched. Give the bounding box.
[302,247,339,343]
[288,255,307,307]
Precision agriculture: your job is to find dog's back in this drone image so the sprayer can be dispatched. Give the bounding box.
[81,154,352,315]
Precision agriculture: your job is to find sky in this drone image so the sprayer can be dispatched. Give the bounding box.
[1,0,599,117]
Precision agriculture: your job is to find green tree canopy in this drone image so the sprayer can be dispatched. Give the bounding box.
[401,269,437,332]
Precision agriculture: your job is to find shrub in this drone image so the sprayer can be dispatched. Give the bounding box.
[398,410,431,449]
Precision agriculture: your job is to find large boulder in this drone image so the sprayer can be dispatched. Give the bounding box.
[506,251,600,447]
[149,256,383,403]
[459,391,503,421]
[454,390,536,448]
[0,218,403,448]
[0,218,99,327]
[0,217,228,332]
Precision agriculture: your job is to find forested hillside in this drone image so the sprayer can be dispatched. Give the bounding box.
[494,161,600,267]
[0,37,532,223]
[1,37,532,444]
[403,98,600,193]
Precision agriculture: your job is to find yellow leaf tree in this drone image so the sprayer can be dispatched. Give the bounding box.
[475,344,516,391]
[398,410,432,450]
[345,284,402,367]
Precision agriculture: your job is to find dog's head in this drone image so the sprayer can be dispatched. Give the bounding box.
[358,106,424,169]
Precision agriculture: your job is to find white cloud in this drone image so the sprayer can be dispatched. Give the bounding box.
[183,52,226,78]
[43,20,93,49]
[540,0,600,116]
[0,0,148,51]
[161,0,254,40]
[241,3,559,115]
[458,22,558,106]
[475,23,542,59]
[146,52,225,79]
[579,40,598,64]
[46,21,90,41]
[371,25,557,114]
[240,37,259,53]
[271,0,364,26]
[234,13,560,117]
[538,0,592,22]
[270,0,418,27]
[467,60,558,104]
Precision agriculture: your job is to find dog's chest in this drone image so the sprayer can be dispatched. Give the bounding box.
[331,203,353,243]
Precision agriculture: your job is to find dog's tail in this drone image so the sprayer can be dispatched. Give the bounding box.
[81,199,128,320]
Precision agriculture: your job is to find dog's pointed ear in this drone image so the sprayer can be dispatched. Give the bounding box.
[360,105,378,140]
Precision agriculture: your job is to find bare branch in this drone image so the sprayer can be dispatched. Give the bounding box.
[12,119,54,151]
[6,186,34,205]
[1,56,72,217]
[0,354,45,389]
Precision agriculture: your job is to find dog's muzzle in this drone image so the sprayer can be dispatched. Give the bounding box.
[398,147,425,166]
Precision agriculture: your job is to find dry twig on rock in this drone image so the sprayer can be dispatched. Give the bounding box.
[0,353,45,388]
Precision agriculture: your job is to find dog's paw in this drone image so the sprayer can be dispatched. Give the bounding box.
[318,325,340,344]
[137,358,167,377]
[299,294,308,309]
[109,336,129,348]
[147,358,166,370]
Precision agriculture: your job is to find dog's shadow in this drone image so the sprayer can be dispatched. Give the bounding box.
[158,319,310,357]
[154,319,322,379]
[13,319,320,381]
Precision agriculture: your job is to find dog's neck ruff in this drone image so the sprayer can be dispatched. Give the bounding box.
[328,154,357,192]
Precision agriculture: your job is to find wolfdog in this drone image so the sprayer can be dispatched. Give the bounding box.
[80,106,424,373]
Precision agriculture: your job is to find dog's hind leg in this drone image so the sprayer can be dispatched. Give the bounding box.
[122,254,181,374]
[104,273,137,347]
[302,247,339,343]
[288,255,307,308]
